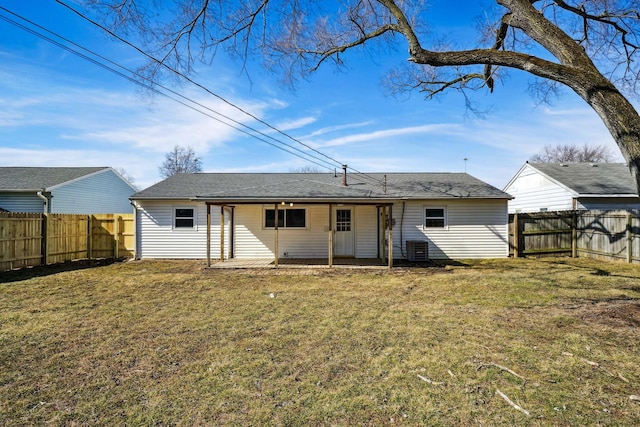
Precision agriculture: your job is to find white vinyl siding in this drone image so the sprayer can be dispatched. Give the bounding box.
[354,205,377,258]
[136,201,230,259]
[0,193,45,213]
[50,169,135,214]
[505,165,575,213]
[235,205,329,258]
[392,200,509,259]
[136,199,508,260]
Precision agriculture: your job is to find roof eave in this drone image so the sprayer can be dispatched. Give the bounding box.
[577,194,639,198]
[0,189,45,193]
[191,196,399,204]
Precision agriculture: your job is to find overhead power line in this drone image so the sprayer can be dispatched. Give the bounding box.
[1,3,386,186]
[54,1,349,168]
[52,0,386,186]
[0,7,338,172]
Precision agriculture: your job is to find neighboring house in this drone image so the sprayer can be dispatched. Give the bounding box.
[0,167,137,213]
[504,162,640,213]
[130,171,512,261]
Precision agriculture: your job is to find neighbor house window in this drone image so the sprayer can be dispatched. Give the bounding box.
[265,208,306,228]
[424,207,446,228]
[174,207,195,228]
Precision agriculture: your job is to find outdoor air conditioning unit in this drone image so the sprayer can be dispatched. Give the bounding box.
[406,240,428,262]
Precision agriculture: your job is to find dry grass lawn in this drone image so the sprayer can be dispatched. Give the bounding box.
[1,257,639,425]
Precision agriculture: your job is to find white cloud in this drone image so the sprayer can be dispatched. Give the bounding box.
[302,121,373,139]
[316,123,461,147]
[274,116,318,131]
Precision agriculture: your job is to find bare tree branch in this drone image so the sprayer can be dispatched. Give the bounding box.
[84,0,640,191]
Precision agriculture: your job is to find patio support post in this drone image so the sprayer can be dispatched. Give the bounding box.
[206,203,211,267]
[274,203,279,267]
[220,206,225,262]
[380,206,387,263]
[627,212,633,263]
[388,205,393,269]
[230,206,235,259]
[376,206,380,259]
[328,204,333,267]
[572,211,578,259]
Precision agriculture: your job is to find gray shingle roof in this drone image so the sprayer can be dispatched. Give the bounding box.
[530,163,637,195]
[0,167,108,191]
[132,172,511,201]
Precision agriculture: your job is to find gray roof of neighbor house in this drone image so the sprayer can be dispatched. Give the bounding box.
[530,163,638,196]
[0,167,109,191]
[131,172,512,202]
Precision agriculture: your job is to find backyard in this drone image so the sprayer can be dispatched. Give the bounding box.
[1,258,639,425]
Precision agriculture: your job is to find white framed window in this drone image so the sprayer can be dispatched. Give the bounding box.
[264,208,307,228]
[424,206,447,228]
[174,207,196,229]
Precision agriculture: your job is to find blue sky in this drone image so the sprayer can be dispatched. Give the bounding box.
[0,1,623,190]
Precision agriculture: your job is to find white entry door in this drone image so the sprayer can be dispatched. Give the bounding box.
[334,208,354,257]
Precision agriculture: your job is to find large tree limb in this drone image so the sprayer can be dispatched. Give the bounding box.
[307,23,400,71]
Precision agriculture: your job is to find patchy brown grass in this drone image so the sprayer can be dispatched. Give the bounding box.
[1,257,639,425]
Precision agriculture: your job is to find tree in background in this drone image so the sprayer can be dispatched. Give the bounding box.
[159,145,203,178]
[530,144,615,163]
[113,167,139,190]
[84,0,640,191]
[289,165,324,173]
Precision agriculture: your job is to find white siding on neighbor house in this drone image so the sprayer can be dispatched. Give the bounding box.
[0,193,45,213]
[50,169,135,214]
[135,201,230,259]
[391,200,509,259]
[504,165,574,213]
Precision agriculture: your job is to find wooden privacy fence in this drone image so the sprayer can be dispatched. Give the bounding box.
[0,213,134,272]
[510,210,640,263]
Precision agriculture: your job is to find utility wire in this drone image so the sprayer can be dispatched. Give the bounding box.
[55,1,345,167]
[53,0,386,186]
[0,7,336,172]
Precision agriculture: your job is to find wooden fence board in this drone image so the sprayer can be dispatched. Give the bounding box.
[0,213,134,272]
[0,213,42,271]
[510,209,640,263]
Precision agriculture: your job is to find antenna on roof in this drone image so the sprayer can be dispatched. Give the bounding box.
[464,157,468,173]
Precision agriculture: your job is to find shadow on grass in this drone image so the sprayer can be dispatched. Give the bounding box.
[393,259,468,269]
[0,258,127,284]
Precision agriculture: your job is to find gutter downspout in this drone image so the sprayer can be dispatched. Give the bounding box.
[36,190,50,213]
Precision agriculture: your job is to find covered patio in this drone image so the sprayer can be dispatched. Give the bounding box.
[203,201,396,269]
[206,257,388,269]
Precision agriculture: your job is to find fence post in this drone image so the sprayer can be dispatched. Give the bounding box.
[627,212,633,263]
[513,213,520,258]
[41,213,49,265]
[572,211,578,258]
[114,215,120,258]
[87,215,93,260]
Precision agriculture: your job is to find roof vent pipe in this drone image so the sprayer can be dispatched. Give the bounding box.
[341,165,348,186]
